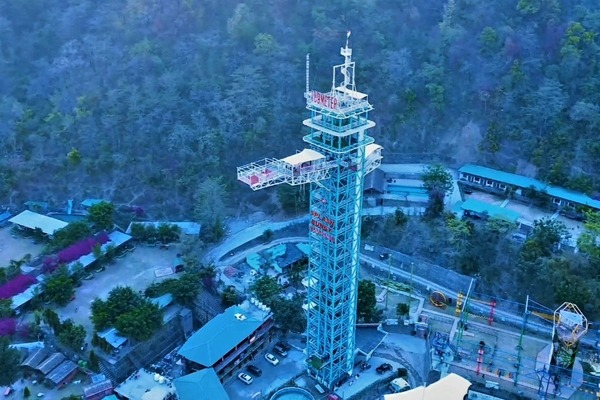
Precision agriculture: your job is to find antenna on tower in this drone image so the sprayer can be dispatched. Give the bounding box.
[306,53,310,95]
[340,31,353,90]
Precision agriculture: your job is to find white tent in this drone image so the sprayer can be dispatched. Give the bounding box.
[8,210,67,235]
[383,373,471,400]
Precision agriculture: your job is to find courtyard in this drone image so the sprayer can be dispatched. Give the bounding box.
[0,227,43,267]
[57,244,181,340]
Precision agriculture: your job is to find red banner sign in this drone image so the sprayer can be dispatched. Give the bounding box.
[311,91,338,109]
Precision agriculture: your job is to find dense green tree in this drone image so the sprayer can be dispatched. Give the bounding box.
[23,387,30,398]
[578,211,600,259]
[88,350,100,372]
[277,184,309,214]
[43,308,61,332]
[129,223,147,241]
[222,286,239,306]
[0,337,20,386]
[0,299,13,318]
[262,229,274,242]
[422,165,454,196]
[44,266,75,306]
[271,296,306,334]
[250,276,281,306]
[51,221,92,251]
[114,301,162,342]
[396,303,410,319]
[58,319,86,350]
[91,286,163,340]
[357,280,381,323]
[87,201,114,231]
[156,224,181,243]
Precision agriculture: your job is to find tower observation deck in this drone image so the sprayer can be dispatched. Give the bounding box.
[237,32,382,390]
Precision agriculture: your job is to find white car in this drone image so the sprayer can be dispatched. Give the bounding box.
[238,372,253,385]
[265,353,280,366]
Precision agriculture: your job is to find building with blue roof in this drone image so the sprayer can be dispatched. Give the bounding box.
[174,368,230,400]
[0,210,12,226]
[459,164,600,214]
[460,199,520,222]
[177,300,274,378]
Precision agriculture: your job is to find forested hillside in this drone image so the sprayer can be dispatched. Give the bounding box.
[1,0,599,224]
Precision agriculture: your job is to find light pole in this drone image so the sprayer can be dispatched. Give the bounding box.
[385,255,392,311]
[408,262,414,306]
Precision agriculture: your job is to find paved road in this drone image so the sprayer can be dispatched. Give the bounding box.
[202,215,309,264]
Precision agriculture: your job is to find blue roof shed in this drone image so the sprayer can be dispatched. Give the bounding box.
[459,165,546,191]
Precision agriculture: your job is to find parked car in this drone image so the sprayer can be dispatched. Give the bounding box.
[376,363,393,374]
[276,341,292,351]
[238,372,253,385]
[379,252,391,260]
[273,345,288,357]
[246,365,262,376]
[265,353,280,365]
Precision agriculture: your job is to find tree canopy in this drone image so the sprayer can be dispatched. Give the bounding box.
[0,0,598,216]
[357,280,382,323]
[91,286,163,341]
[87,201,114,231]
[0,337,20,386]
[249,275,281,307]
[43,266,75,306]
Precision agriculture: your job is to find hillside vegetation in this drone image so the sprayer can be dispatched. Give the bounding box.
[0,0,599,223]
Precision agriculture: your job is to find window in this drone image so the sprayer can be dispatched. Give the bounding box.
[553,198,562,205]
[472,177,481,184]
[498,183,506,190]
[486,180,494,187]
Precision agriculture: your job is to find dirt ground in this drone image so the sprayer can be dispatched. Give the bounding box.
[0,227,43,267]
[57,244,181,340]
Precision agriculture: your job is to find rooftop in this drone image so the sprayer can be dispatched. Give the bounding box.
[0,210,12,222]
[114,369,176,400]
[46,359,78,385]
[281,149,325,166]
[151,293,174,310]
[461,198,521,222]
[177,302,270,367]
[9,210,68,235]
[37,352,65,375]
[83,378,113,398]
[98,327,128,349]
[364,168,385,193]
[81,199,106,208]
[173,369,230,400]
[296,243,311,256]
[460,164,600,210]
[245,253,264,271]
[21,347,49,369]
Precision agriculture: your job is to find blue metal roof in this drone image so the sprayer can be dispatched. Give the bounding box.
[81,199,106,208]
[461,198,520,222]
[459,164,546,191]
[98,327,127,349]
[177,305,264,366]
[174,369,230,400]
[545,185,600,209]
[151,293,173,309]
[0,211,12,222]
[460,164,600,210]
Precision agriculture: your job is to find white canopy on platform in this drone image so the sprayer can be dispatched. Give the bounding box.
[281,149,325,166]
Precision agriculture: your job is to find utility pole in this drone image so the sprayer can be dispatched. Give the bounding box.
[385,255,392,311]
[408,262,414,306]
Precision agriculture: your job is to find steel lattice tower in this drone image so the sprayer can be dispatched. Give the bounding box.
[237,33,382,389]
